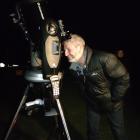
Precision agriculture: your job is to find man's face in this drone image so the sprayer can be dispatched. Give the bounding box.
[63,43,81,63]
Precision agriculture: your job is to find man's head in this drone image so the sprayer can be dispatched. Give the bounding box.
[63,34,85,63]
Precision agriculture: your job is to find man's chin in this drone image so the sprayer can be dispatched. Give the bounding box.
[68,59,76,63]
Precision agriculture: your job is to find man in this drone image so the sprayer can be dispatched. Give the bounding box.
[63,34,130,140]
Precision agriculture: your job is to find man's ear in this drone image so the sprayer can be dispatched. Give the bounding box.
[77,45,81,52]
[78,45,84,55]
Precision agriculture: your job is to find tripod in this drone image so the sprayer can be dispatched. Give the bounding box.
[4,69,71,140]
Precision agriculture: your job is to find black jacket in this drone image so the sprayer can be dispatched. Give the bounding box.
[71,50,130,112]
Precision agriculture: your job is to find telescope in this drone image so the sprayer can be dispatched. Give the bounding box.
[4,1,71,140]
[10,0,70,77]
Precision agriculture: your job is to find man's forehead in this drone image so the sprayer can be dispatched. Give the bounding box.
[64,40,77,47]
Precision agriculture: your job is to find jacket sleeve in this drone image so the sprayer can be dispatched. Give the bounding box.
[102,53,130,101]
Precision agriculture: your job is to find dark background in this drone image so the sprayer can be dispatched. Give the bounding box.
[1,0,140,60]
[0,0,140,140]
[1,0,140,102]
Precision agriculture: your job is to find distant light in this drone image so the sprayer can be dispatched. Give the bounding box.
[7,64,19,68]
[0,63,5,68]
[12,64,19,67]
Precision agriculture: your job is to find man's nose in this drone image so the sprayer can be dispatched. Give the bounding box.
[64,50,69,56]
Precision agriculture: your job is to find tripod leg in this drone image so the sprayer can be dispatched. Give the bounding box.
[4,83,31,140]
[49,75,71,140]
[56,98,71,140]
